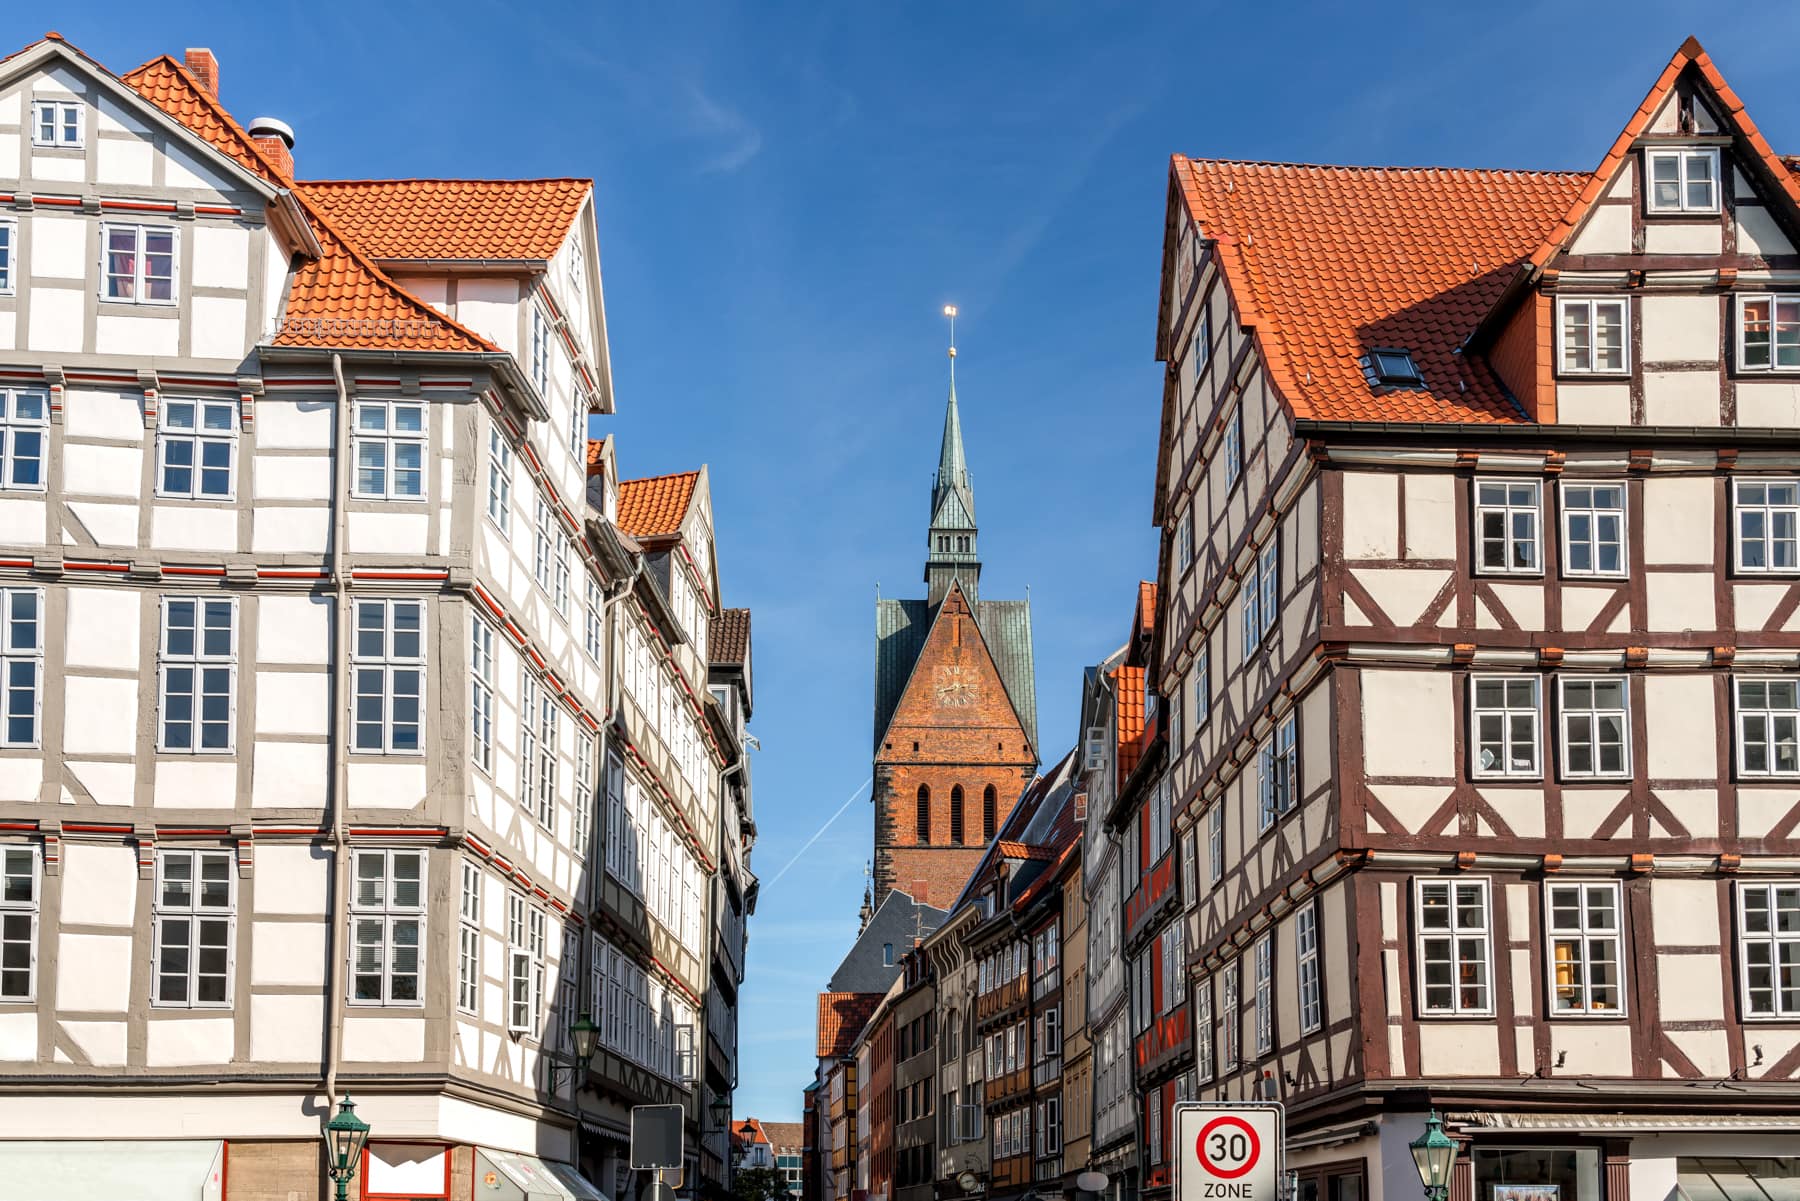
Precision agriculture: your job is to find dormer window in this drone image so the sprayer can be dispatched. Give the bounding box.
[1645,147,1719,214]
[1557,298,1628,375]
[1362,348,1423,388]
[32,100,81,149]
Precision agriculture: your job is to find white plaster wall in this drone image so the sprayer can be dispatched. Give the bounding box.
[1737,380,1800,427]
[28,287,85,353]
[250,741,327,807]
[63,443,143,498]
[1360,670,1453,776]
[66,761,135,808]
[64,389,143,441]
[30,213,86,279]
[1644,224,1722,255]
[1402,472,1455,559]
[61,1019,128,1066]
[161,142,237,198]
[0,1013,36,1061]
[455,278,522,353]
[1570,205,1631,255]
[1739,206,1796,257]
[96,138,154,187]
[55,933,132,1011]
[254,400,334,449]
[96,314,180,358]
[254,843,330,914]
[1651,878,1719,946]
[1556,382,1631,425]
[0,759,42,803]
[60,843,137,927]
[1643,370,1720,425]
[1417,1022,1499,1075]
[190,225,250,290]
[251,921,327,985]
[1341,472,1398,559]
[151,506,239,552]
[153,760,238,809]
[61,677,137,755]
[1644,674,1717,778]
[252,455,330,500]
[1641,294,1719,362]
[348,761,428,810]
[145,1018,234,1066]
[257,595,332,663]
[62,587,139,669]
[251,507,329,553]
[189,295,248,361]
[0,497,47,545]
[342,1016,426,1062]
[251,993,325,1062]
[1643,571,1713,631]
[348,511,429,554]
[65,501,138,546]
[253,671,328,736]
[1642,476,1714,564]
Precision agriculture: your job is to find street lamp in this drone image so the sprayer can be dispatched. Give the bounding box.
[709,1096,732,1127]
[1409,1111,1458,1201]
[550,1013,600,1088]
[324,1095,372,1201]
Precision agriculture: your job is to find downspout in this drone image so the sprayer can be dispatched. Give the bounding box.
[324,352,353,1109]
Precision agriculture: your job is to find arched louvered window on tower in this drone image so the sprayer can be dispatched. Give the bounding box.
[950,786,965,845]
[916,784,931,844]
[983,785,998,840]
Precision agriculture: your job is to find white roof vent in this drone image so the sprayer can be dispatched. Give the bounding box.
[246,116,294,148]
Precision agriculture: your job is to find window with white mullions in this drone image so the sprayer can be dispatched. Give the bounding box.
[1734,480,1800,573]
[1475,480,1542,574]
[470,615,495,774]
[103,224,176,304]
[1258,538,1279,637]
[1253,933,1273,1056]
[1416,878,1493,1015]
[32,99,81,148]
[531,306,551,397]
[350,849,425,1005]
[353,400,425,500]
[0,389,47,490]
[1193,972,1214,1081]
[1207,802,1224,888]
[1223,406,1242,490]
[159,597,236,752]
[1738,296,1800,372]
[457,860,481,1016]
[1257,714,1299,831]
[1,845,40,1000]
[1736,678,1800,777]
[1561,482,1625,577]
[1472,676,1541,778]
[534,498,555,593]
[1559,677,1630,779]
[1220,958,1239,1072]
[0,221,14,294]
[1,588,43,748]
[156,400,236,499]
[1557,298,1627,375]
[153,849,234,1006]
[1739,882,1800,1018]
[1297,903,1322,1034]
[1547,882,1624,1016]
[1646,147,1720,214]
[351,599,424,753]
[486,427,513,533]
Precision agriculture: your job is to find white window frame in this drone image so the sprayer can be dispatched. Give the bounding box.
[1560,481,1626,578]
[32,99,82,148]
[0,388,48,491]
[1194,648,1210,731]
[1175,508,1194,575]
[351,599,425,754]
[555,530,573,615]
[1256,715,1298,833]
[573,730,595,852]
[352,399,426,501]
[534,498,555,593]
[1220,958,1239,1072]
[1192,306,1212,381]
[1645,146,1720,215]
[1558,676,1631,780]
[1556,297,1628,375]
[1546,881,1625,1017]
[1258,538,1279,637]
[1253,933,1273,1056]
[508,893,533,1034]
[1415,878,1494,1017]
[1475,479,1543,576]
[585,575,604,662]
[486,426,513,533]
[158,596,238,754]
[1,588,44,749]
[531,305,551,397]
[0,220,16,295]
[1193,971,1214,1081]
[1471,675,1542,779]
[1241,584,1260,658]
[1,845,41,1002]
[1738,882,1800,1019]
[1736,294,1800,373]
[1207,802,1224,888]
[1222,407,1242,490]
[470,615,495,775]
[570,392,588,461]
[152,848,235,1008]
[156,399,238,501]
[457,860,482,1016]
[101,222,177,305]
[1734,479,1800,575]
[1735,677,1800,778]
[349,849,426,1006]
[1297,903,1322,1034]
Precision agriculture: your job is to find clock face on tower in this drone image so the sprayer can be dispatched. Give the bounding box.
[935,665,977,708]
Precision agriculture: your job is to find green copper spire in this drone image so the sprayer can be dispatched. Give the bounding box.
[926,305,979,605]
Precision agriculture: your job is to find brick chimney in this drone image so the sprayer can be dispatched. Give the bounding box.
[247,116,295,179]
[183,48,218,97]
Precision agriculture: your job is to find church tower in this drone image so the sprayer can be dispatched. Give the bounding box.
[870,310,1038,911]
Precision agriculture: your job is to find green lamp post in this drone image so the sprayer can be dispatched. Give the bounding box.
[550,1013,600,1088]
[1409,1111,1458,1201]
[325,1095,372,1201]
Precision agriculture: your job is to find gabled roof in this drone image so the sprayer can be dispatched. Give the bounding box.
[299,178,591,261]
[713,608,752,665]
[1113,664,1147,780]
[816,992,883,1059]
[874,591,1037,752]
[617,470,701,540]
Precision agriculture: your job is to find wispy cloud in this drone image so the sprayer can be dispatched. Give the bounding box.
[686,80,764,174]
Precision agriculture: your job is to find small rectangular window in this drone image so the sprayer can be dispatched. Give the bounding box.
[1297,904,1322,1033]
[1645,147,1720,214]
[0,221,14,294]
[153,849,234,1006]
[353,400,425,500]
[1471,675,1541,778]
[32,99,82,148]
[1559,676,1630,779]
[534,498,556,593]
[1193,649,1210,731]
[1175,508,1194,575]
[1736,677,1800,777]
[1222,408,1242,490]
[1220,958,1239,1072]
[1208,802,1224,888]
[1258,538,1279,637]
[470,615,496,774]
[1475,479,1542,575]
[351,599,425,754]
[1241,584,1260,659]
[1192,308,1211,381]
[102,224,177,304]
[531,306,551,397]
[1,588,44,748]
[351,849,425,1006]
[1734,480,1800,574]
[457,860,482,1015]
[487,427,513,533]
[1560,482,1626,577]
[1253,933,1273,1056]
[1739,882,1800,1018]
[1363,348,1423,388]
[1547,882,1624,1015]
[159,597,237,753]
[157,400,237,500]
[1,845,42,1000]
[1738,295,1800,372]
[1415,878,1493,1015]
[0,389,48,491]
[1557,298,1628,374]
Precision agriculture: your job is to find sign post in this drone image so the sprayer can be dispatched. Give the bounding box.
[1174,1103,1284,1201]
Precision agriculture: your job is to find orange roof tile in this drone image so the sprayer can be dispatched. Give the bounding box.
[817,992,882,1059]
[1135,581,1157,635]
[298,179,590,261]
[713,608,751,665]
[617,470,700,540]
[1174,157,1583,424]
[586,437,608,477]
[1113,664,1146,780]
[995,840,1056,862]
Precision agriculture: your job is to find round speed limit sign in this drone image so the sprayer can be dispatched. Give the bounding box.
[1196,1115,1261,1180]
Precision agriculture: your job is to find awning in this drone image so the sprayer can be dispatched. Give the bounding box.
[476,1149,609,1201]
[1449,1112,1800,1133]
[0,1140,224,1201]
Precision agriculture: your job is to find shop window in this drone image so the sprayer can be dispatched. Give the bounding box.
[1471,1146,1601,1201]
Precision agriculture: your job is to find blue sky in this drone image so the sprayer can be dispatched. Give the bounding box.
[27,0,1800,1122]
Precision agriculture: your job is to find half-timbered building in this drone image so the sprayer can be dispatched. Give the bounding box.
[1155,36,1800,1201]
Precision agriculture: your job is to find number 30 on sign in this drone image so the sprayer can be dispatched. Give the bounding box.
[1174,1103,1284,1201]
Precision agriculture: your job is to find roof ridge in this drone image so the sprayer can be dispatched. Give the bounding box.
[299,176,593,186]
[1180,154,1589,179]
[620,467,703,485]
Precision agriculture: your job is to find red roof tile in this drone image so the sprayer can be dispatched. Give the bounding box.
[762,1122,804,1153]
[1113,664,1146,780]
[713,608,751,665]
[995,840,1056,862]
[1135,581,1157,636]
[618,470,700,539]
[299,178,590,261]
[586,437,609,477]
[817,992,882,1058]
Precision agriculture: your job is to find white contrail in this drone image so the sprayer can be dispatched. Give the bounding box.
[763,777,871,889]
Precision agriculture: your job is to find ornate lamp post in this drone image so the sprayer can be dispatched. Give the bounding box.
[1409,1111,1459,1201]
[324,1095,372,1201]
[550,1013,600,1088]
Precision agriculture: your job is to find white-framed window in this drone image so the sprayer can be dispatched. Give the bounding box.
[1415,878,1493,1016]
[158,597,237,753]
[1175,508,1194,575]
[1258,538,1279,637]
[0,388,48,490]
[569,393,588,461]
[530,306,551,397]
[555,531,573,615]
[567,227,585,298]
[156,399,236,500]
[1220,958,1239,1072]
[0,221,15,294]
[508,896,547,1037]
[470,615,495,774]
[1471,675,1541,778]
[573,731,595,852]
[1160,921,1185,1013]
[1559,676,1630,779]
[1557,297,1627,374]
[1736,677,1800,777]
[1645,146,1719,214]
[351,599,424,754]
[1734,480,1800,574]
[1180,829,1197,905]
[1256,714,1298,832]
[457,860,481,1015]
[1042,1095,1061,1156]
[486,426,513,533]
[102,223,176,304]
[1193,971,1214,1080]
[1193,649,1210,731]
[1207,801,1224,888]
[534,498,555,593]
[152,849,234,1007]
[1475,479,1542,574]
[1547,881,1624,1016]
[520,667,554,828]
[352,399,425,500]
[1,845,41,1000]
[585,575,605,663]
[1253,933,1273,1057]
[1737,295,1800,373]
[1222,406,1242,490]
[1241,584,1260,658]
[32,99,82,148]
[1561,482,1625,577]
[1739,882,1800,1018]
[1297,903,1322,1034]
[1,588,43,748]
[1192,306,1212,379]
[351,849,425,1005]
[1167,687,1183,755]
